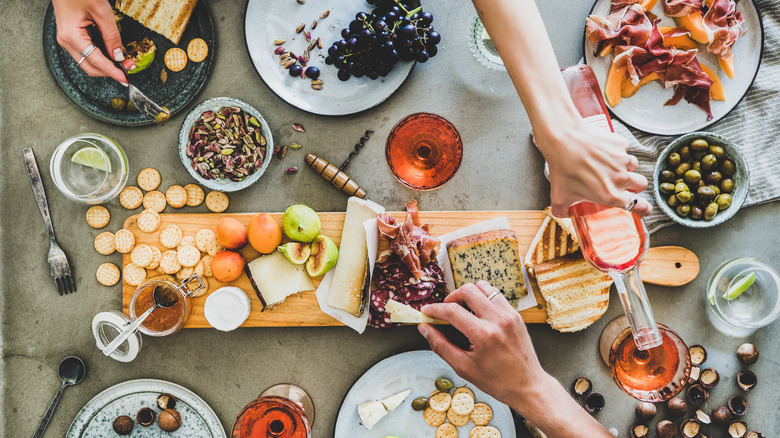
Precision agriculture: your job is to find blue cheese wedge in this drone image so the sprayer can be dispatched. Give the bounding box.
[245,251,315,310]
[380,389,411,411]
[446,229,527,306]
[385,299,439,324]
[357,400,387,430]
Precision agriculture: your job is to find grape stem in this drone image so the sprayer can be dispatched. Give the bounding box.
[392,0,422,18]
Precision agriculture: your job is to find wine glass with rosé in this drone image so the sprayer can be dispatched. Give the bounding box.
[385,112,463,190]
[232,384,313,438]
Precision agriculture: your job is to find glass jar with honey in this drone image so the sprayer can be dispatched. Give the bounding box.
[129,274,206,336]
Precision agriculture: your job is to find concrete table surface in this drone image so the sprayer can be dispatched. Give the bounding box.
[2,0,779,436]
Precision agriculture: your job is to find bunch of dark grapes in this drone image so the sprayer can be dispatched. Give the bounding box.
[325,0,441,81]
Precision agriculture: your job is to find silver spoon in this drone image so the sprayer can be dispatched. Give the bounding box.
[102,286,179,356]
[32,356,86,438]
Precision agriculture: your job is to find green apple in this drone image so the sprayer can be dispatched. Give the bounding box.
[282,204,321,243]
[306,235,339,277]
[277,242,311,265]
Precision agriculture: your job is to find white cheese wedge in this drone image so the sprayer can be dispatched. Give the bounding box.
[245,251,315,310]
[357,400,387,430]
[385,299,439,324]
[328,197,385,316]
[380,389,411,411]
[203,286,251,332]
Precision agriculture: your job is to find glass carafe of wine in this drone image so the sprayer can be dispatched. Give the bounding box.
[232,384,313,438]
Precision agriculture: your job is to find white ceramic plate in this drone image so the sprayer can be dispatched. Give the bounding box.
[584,0,763,135]
[66,379,226,437]
[244,0,415,115]
[334,350,516,437]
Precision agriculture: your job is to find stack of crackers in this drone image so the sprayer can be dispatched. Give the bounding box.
[421,386,501,438]
[88,167,230,288]
[524,208,613,333]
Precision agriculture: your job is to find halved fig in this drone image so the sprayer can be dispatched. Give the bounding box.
[278,242,311,265]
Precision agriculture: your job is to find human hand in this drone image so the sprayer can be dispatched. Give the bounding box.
[535,116,652,218]
[52,0,133,84]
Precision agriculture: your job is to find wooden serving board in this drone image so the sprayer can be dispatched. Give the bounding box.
[122,211,551,328]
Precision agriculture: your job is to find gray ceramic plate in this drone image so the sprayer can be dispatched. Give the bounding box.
[584,0,763,135]
[244,0,416,116]
[66,379,226,437]
[334,350,516,437]
[43,1,215,126]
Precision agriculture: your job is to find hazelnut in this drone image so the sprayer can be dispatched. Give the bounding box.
[736,370,757,391]
[667,397,688,418]
[694,409,711,424]
[635,402,656,422]
[136,407,156,427]
[680,419,700,438]
[728,395,749,416]
[159,408,182,432]
[571,376,592,398]
[746,431,766,438]
[584,392,605,414]
[656,420,678,438]
[112,415,134,435]
[699,368,720,389]
[157,393,177,410]
[737,343,759,365]
[688,344,707,366]
[712,405,733,425]
[686,384,709,406]
[687,366,701,385]
[629,424,650,438]
[729,420,748,438]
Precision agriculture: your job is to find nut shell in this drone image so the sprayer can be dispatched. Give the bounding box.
[737,370,757,391]
[667,397,688,418]
[737,343,759,365]
[630,424,650,438]
[584,392,605,414]
[657,420,678,438]
[136,407,156,427]
[112,415,134,435]
[157,392,177,410]
[688,344,707,366]
[728,395,749,417]
[680,419,701,438]
[699,368,720,389]
[572,376,592,398]
[694,409,711,424]
[712,405,733,425]
[686,384,709,407]
[635,402,656,422]
[746,432,766,438]
[159,408,182,432]
[729,420,748,438]
[687,366,701,385]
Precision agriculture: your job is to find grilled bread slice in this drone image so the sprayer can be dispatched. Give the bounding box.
[524,216,579,276]
[543,207,577,239]
[116,0,198,44]
[534,252,612,332]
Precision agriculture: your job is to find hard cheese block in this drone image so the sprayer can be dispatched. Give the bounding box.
[447,229,527,306]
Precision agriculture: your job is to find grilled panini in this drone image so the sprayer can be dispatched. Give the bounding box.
[524,216,579,276]
[116,0,198,44]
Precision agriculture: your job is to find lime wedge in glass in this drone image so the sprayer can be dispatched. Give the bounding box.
[723,271,757,301]
[70,146,111,172]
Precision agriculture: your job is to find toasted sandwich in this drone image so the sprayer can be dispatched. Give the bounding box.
[116,0,198,44]
[524,216,579,276]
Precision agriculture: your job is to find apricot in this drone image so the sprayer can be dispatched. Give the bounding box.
[248,213,282,254]
[216,217,248,250]
[210,250,245,283]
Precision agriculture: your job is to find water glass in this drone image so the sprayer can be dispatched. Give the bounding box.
[707,258,780,329]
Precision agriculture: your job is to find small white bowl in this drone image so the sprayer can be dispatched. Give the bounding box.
[178,97,273,192]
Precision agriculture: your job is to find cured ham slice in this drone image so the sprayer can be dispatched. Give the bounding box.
[662,0,702,17]
[587,4,653,52]
[703,0,743,78]
[377,200,440,280]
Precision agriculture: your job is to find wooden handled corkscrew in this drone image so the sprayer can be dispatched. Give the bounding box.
[305,130,372,198]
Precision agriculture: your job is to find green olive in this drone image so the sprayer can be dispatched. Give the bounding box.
[674,178,685,185]
[674,182,690,194]
[693,151,708,160]
[667,153,682,167]
[678,145,691,161]
[126,100,137,112]
[683,170,702,184]
[701,154,718,171]
[659,170,676,182]
[690,138,709,151]
[716,193,733,211]
[704,203,719,221]
[703,171,722,185]
[692,160,702,172]
[675,204,691,217]
[676,190,692,203]
[110,97,126,111]
[667,194,679,207]
[721,159,736,176]
[690,205,704,220]
[435,378,454,392]
[709,145,726,158]
[698,180,706,188]
[411,397,429,411]
[659,183,676,194]
[697,186,718,201]
[721,178,735,194]
[708,184,721,196]
[675,162,692,177]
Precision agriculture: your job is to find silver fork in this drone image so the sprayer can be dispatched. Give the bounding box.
[23,148,77,295]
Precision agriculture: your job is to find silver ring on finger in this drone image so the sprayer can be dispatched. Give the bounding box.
[487,291,500,301]
[77,43,97,65]
[624,192,639,211]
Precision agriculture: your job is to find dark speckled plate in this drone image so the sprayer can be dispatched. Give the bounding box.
[43,1,215,126]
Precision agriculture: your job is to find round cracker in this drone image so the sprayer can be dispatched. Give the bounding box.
[143,190,167,213]
[477,426,501,438]
[423,406,447,427]
[451,392,475,416]
[205,191,229,213]
[137,168,161,191]
[123,263,147,286]
[159,224,183,249]
[86,205,110,228]
[453,387,476,400]
[187,37,209,62]
[115,229,136,254]
[119,186,143,209]
[137,209,161,233]
[195,229,217,252]
[130,244,153,267]
[185,183,205,206]
[165,47,187,72]
[177,266,195,281]
[469,426,485,438]
[200,255,213,277]
[429,392,452,413]
[470,403,493,426]
[159,250,182,275]
[96,263,121,286]
[166,185,188,208]
[436,423,458,438]
[177,245,201,267]
[94,231,116,255]
[147,246,162,270]
[447,407,471,427]
[178,236,196,251]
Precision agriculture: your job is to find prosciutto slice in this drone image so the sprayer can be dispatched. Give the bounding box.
[703,0,743,60]
[611,0,642,12]
[663,0,702,17]
[587,4,653,51]
[377,200,440,280]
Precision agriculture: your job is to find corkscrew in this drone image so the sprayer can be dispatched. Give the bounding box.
[305,130,373,198]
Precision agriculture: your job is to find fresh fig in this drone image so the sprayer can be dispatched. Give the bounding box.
[278,242,311,265]
[306,235,338,277]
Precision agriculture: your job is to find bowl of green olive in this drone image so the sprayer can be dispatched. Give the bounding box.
[654,132,749,228]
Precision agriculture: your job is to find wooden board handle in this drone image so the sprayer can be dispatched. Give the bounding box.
[640,246,700,287]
